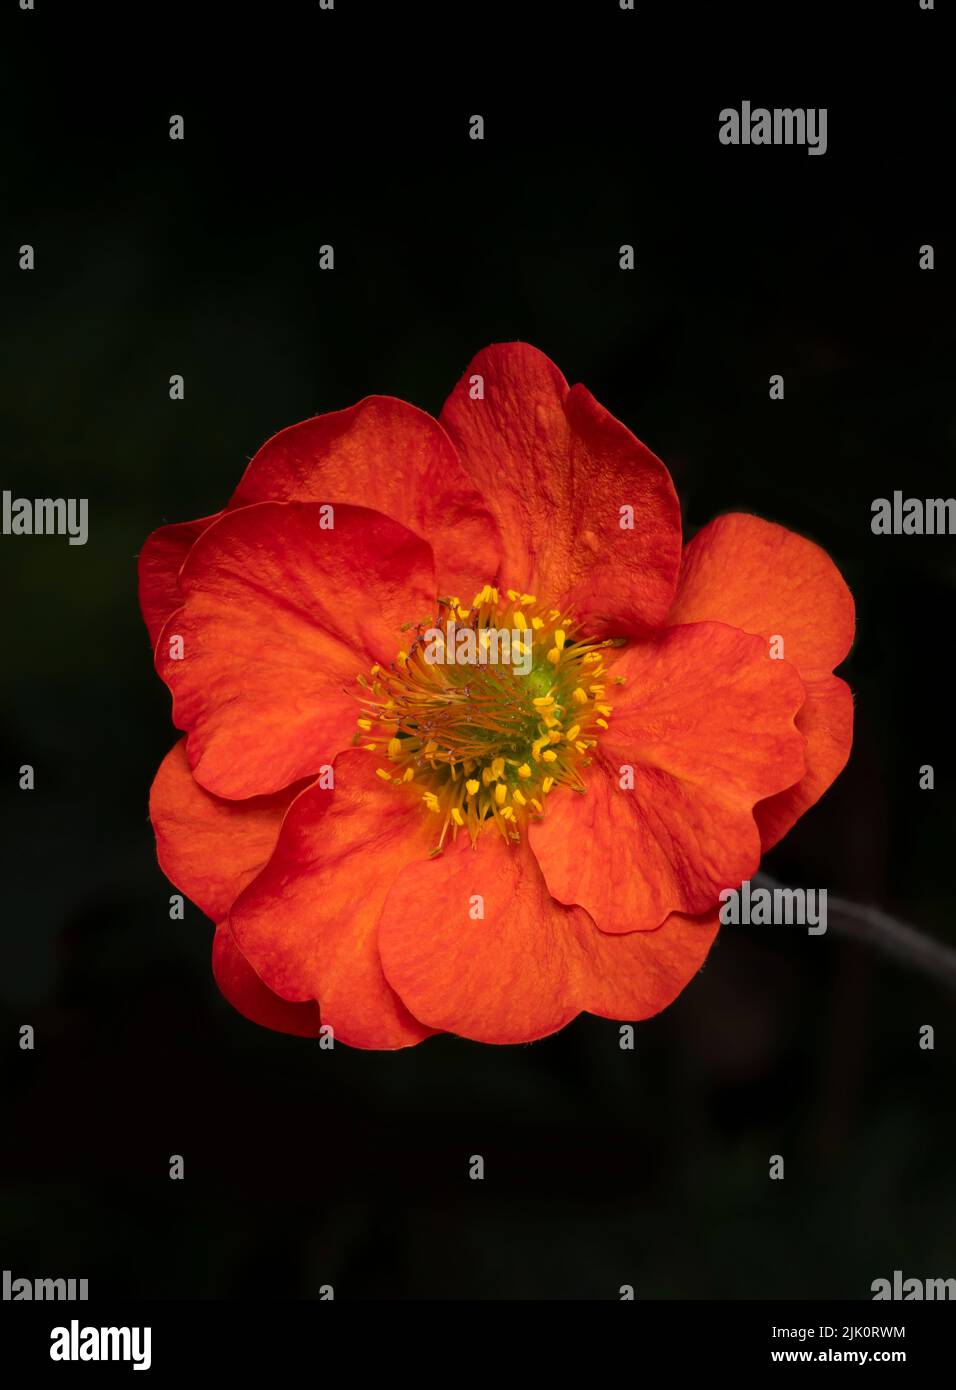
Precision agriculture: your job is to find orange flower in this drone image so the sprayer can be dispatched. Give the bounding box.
[141,344,854,1047]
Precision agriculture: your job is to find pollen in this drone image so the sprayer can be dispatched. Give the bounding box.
[353,585,622,849]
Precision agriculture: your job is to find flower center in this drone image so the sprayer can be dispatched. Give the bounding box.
[354,584,621,851]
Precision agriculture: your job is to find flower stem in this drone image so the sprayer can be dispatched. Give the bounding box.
[753,871,956,992]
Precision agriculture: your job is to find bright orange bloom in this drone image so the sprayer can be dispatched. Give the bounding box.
[141,344,854,1047]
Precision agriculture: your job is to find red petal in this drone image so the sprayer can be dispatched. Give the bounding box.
[755,673,854,850]
[668,513,854,673]
[212,924,321,1037]
[378,831,718,1044]
[667,513,855,845]
[228,749,436,1050]
[230,396,501,598]
[149,738,308,921]
[156,502,436,799]
[439,343,682,633]
[529,623,807,932]
[138,513,221,648]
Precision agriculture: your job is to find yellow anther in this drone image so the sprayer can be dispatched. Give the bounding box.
[360,577,618,849]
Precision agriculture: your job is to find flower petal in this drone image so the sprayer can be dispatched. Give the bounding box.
[529,622,807,932]
[138,512,221,649]
[230,396,501,598]
[378,832,718,1044]
[667,513,855,846]
[439,342,682,633]
[228,749,436,1050]
[156,502,436,799]
[755,673,854,850]
[668,513,855,674]
[149,738,308,921]
[212,923,321,1038]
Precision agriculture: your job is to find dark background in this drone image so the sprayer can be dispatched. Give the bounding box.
[1,2,953,1298]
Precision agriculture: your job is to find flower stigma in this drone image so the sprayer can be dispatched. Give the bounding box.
[353,585,624,852]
